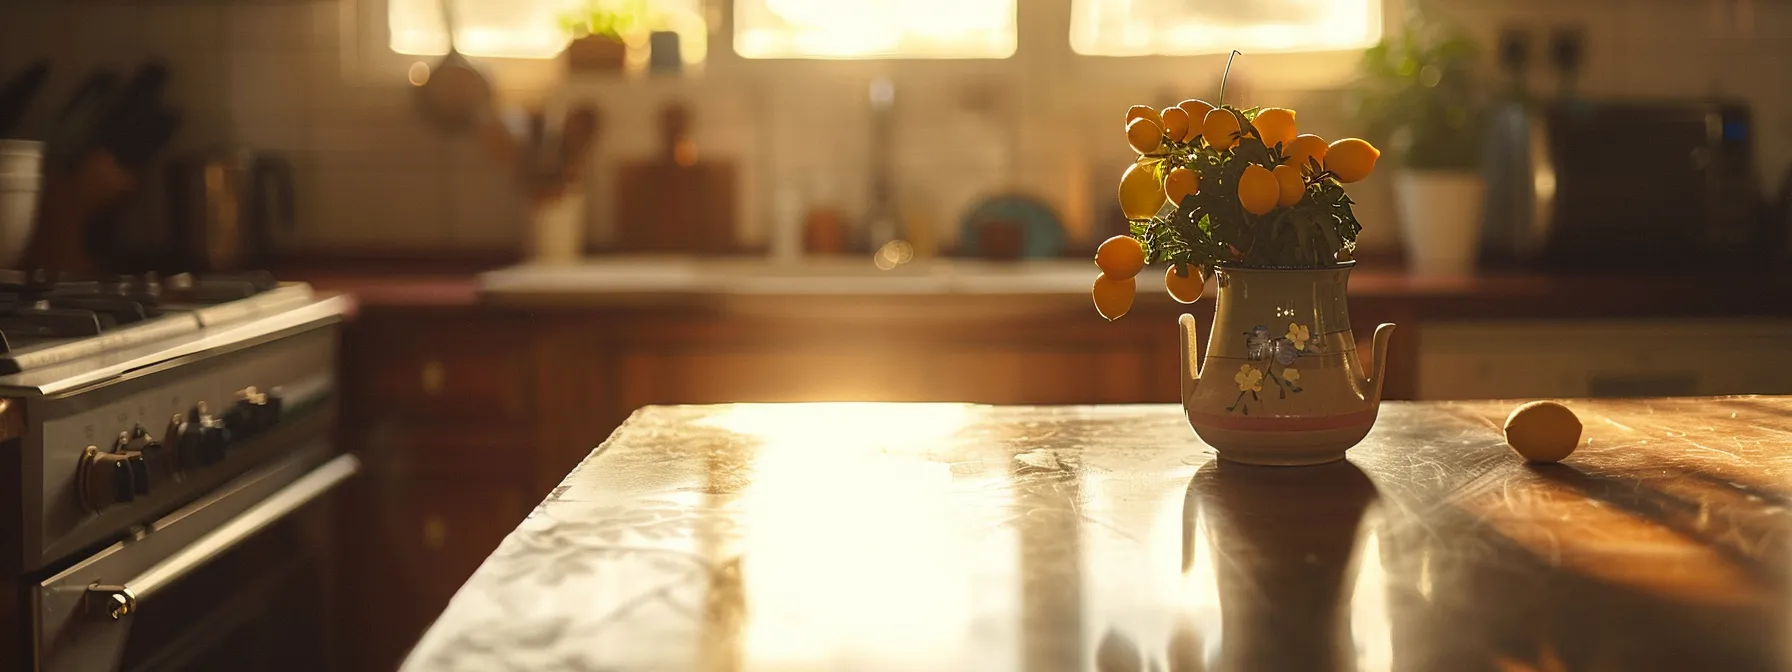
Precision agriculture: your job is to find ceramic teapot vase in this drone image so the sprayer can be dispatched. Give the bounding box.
[1178,263,1395,466]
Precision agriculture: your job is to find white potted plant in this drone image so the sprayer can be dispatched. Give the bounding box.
[1354,11,1487,276]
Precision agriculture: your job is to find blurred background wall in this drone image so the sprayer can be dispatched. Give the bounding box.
[0,0,1785,259]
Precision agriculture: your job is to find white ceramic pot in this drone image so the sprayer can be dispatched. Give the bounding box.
[1393,170,1486,277]
[528,188,588,264]
[1179,264,1395,466]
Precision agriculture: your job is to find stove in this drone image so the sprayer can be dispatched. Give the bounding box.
[0,271,355,671]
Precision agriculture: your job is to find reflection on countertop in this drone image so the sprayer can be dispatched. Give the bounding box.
[402,397,1792,672]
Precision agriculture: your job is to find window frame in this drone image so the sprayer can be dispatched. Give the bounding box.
[349,0,1391,89]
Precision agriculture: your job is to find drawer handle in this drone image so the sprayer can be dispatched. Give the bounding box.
[82,454,360,620]
[420,360,446,396]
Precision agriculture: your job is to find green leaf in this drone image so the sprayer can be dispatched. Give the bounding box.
[1233,136,1272,169]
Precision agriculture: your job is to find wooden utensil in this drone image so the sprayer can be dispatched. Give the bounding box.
[414,0,492,134]
[613,103,736,254]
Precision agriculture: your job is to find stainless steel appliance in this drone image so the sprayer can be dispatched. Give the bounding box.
[0,270,353,671]
[167,149,294,273]
[1480,99,1773,268]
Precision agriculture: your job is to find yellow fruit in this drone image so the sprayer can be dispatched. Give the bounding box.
[1325,138,1381,183]
[1092,274,1137,321]
[1159,106,1192,143]
[1273,164,1305,207]
[1094,235,1146,280]
[1252,107,1297,150]
[1164,264,1204,304]
[1118,161,1166,220]
[1237,164,1278,215]
[1284,134,1328,174]
[1503,401,1582,463]
[1125,104,1161,129]
[1176,99,1215,136]
[1203,108,1241,151]
[1163,166,1199,206]
[1126,117,1163,154]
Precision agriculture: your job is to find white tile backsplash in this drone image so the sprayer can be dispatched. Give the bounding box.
[224,52,312,123]
[224,2,318,54]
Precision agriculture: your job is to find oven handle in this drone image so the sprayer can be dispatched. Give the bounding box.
[84,453,359,619]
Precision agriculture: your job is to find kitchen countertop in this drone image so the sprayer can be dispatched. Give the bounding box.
[293,259,1792,319]
[401,397,1792,671]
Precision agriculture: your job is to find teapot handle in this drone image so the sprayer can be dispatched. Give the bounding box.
[1178,314,1202,406]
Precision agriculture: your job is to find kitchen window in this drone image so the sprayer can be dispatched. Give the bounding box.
[732,0,1017,59]
[382,1,1375,64]
[387,0,709,62]
[1068,0,1383,56]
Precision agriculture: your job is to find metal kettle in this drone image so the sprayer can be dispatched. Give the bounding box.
[167,146,293,272]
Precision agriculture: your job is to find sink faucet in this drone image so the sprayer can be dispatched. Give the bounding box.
[865,77,900,259]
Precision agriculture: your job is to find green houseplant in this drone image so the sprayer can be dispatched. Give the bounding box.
[1353,7,1490,276]
[560,0,658,72]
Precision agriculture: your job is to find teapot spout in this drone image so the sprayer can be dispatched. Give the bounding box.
[1179,314,1202,405]
[1360,323,1397,404]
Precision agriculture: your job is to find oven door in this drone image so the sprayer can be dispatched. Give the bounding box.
[33,446,357,672]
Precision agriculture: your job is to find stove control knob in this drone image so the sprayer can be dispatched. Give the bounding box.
[225,403,255,438]
[227,387,271,438]
[198,423,230,465]
[167,414,200,470]
[264,387,284,426]
[172,402,230,468]
[76,446,136,514]
[118,426,170,488]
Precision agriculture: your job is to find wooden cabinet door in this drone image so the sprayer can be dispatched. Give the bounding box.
[345,315,533,421]
[340,470,534,672]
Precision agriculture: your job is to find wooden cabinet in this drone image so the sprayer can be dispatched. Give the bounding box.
[337,311,540,672]
[357,316,533,421]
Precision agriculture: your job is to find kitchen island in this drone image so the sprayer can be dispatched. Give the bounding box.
[401,397,1792,671]
[304,262,1792,671]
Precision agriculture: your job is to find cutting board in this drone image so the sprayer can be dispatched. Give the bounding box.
[613,103,736,254]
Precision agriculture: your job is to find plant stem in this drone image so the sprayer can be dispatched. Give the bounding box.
[1219,50,1242,107]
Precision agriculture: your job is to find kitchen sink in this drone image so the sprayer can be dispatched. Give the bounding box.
[477,256,1113,297]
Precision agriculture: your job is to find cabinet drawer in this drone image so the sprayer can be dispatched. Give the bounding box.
[341,477,534,671]
[370,480,532,601]
[348,318,531,420]
[358,423,536,479]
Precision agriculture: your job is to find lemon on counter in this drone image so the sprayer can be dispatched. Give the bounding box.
[1504,401,1582,463]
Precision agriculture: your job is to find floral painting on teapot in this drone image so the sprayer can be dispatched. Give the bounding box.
[1229,321,1317,415]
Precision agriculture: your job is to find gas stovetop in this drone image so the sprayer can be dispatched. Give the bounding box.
[0,270,320,376]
